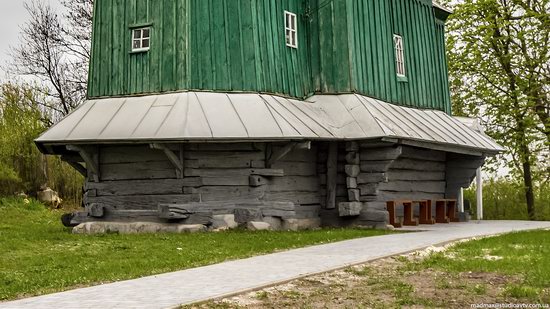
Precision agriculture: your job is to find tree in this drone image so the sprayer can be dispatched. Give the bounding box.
[8,0,94,122]
[444,0,549,219]
[0,83,47,195]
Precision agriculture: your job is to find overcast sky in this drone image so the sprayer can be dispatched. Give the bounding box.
[0,0,63,80]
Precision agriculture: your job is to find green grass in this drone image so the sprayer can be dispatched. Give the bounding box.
[420,230,550,302]
[0,198,393,301]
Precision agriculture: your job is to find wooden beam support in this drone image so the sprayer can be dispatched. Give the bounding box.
[150,143,184,178]
[325,142,338,209]
[66,145,99,182]
[266,141,310,168]
[64,160,87,177]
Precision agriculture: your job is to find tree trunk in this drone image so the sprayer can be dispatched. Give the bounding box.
[521,156,536,220]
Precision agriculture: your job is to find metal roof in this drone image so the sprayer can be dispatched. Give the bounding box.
[36,92,503,155]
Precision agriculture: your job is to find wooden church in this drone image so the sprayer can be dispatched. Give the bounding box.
[36,0,502,233]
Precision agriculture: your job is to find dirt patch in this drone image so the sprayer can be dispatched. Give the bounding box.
[185,242,538,309]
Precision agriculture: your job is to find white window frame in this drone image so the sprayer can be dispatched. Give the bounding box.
[132,27,151,52]
[393,34,406,77]
[284,11,298,49]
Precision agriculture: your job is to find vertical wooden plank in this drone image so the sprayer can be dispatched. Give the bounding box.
[325,142,338,209]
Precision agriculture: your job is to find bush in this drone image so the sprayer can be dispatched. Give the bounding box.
[0,83,83,207]
[465,178,550,221]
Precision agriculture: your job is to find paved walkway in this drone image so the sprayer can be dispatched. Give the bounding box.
[2,220,550,309]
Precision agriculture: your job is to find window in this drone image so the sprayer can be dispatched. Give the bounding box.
[285,11,297,48]
[132,27,150,52]
[393,34,406,77]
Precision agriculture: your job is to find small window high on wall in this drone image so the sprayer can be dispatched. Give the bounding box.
[285,11,297,48]
[132,27,150,52]
[393,34,406,77]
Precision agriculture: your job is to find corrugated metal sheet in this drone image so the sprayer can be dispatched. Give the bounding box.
[36,92,503,154]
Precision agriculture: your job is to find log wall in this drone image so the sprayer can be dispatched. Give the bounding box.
[75,141,485,229]
[83,143,321,223]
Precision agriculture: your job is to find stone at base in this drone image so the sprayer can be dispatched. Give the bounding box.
[212,214,238,230]
[282,218,322,231]
[72,222,207,234]
[262,217,283,230]
[338,202,363,217]
[247,221,271,231]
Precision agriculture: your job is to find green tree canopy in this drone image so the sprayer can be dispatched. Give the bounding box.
[443,0,549,219]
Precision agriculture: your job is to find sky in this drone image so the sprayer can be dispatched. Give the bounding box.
[0,0,63,79]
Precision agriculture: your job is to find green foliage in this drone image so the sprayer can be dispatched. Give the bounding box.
[465,178,550,221]
[0,83,83,206]
[442,0,549,218]
[0,198,394,301]
[0,83,46,195]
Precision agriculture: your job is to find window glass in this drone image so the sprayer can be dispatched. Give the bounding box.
[131,27,151,52]
[284,11,298,49]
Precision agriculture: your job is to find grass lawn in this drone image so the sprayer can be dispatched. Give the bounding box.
[0,198,393,301]
[189,229,550,308]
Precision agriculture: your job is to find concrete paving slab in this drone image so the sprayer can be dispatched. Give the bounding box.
[1,220,549,309]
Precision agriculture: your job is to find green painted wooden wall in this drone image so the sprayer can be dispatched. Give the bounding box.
[87,0,451,112]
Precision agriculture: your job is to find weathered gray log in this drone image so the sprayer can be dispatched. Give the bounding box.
[348,189,361,202]
[184,168,284,177]
[359,209,389,223]
[345,165,361,177]
[377,181,446,194]
[158,204,213,225]
[358,184,379,196]
[249,175,268,187]
[183,151,264,161]
[250,160,266,168]
[196,186,265,202]
[346,177,358,189]
[359,141,396,148]
[363,201,387,211]
[357,173,388,184]
[264,191,320,205]
[386,171,444,181]
[391,159,446,171]
[85,179,201,196]
[400,146,446,162]
[345,141,359,152]
[100,146,167,164]
[325,143,338,209]
[360,146,402,161]
[345,152,360,165]
[101,161,176,181]
[186,158,259,169]
[269,176,319,192]
[260,202,297,218]
[85,194,201,210]
[150,144,184,178]
[295,205,321,219]
[360,161,394,172]
[88,203,105,218]
[272,161,317,176]
[339,202,362,217]
[201,176,250,186]
[376,191,444,201]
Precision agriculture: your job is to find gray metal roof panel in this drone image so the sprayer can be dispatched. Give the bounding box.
[36,92,504,154]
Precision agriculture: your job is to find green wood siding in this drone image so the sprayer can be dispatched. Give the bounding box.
[87,0,451,113]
